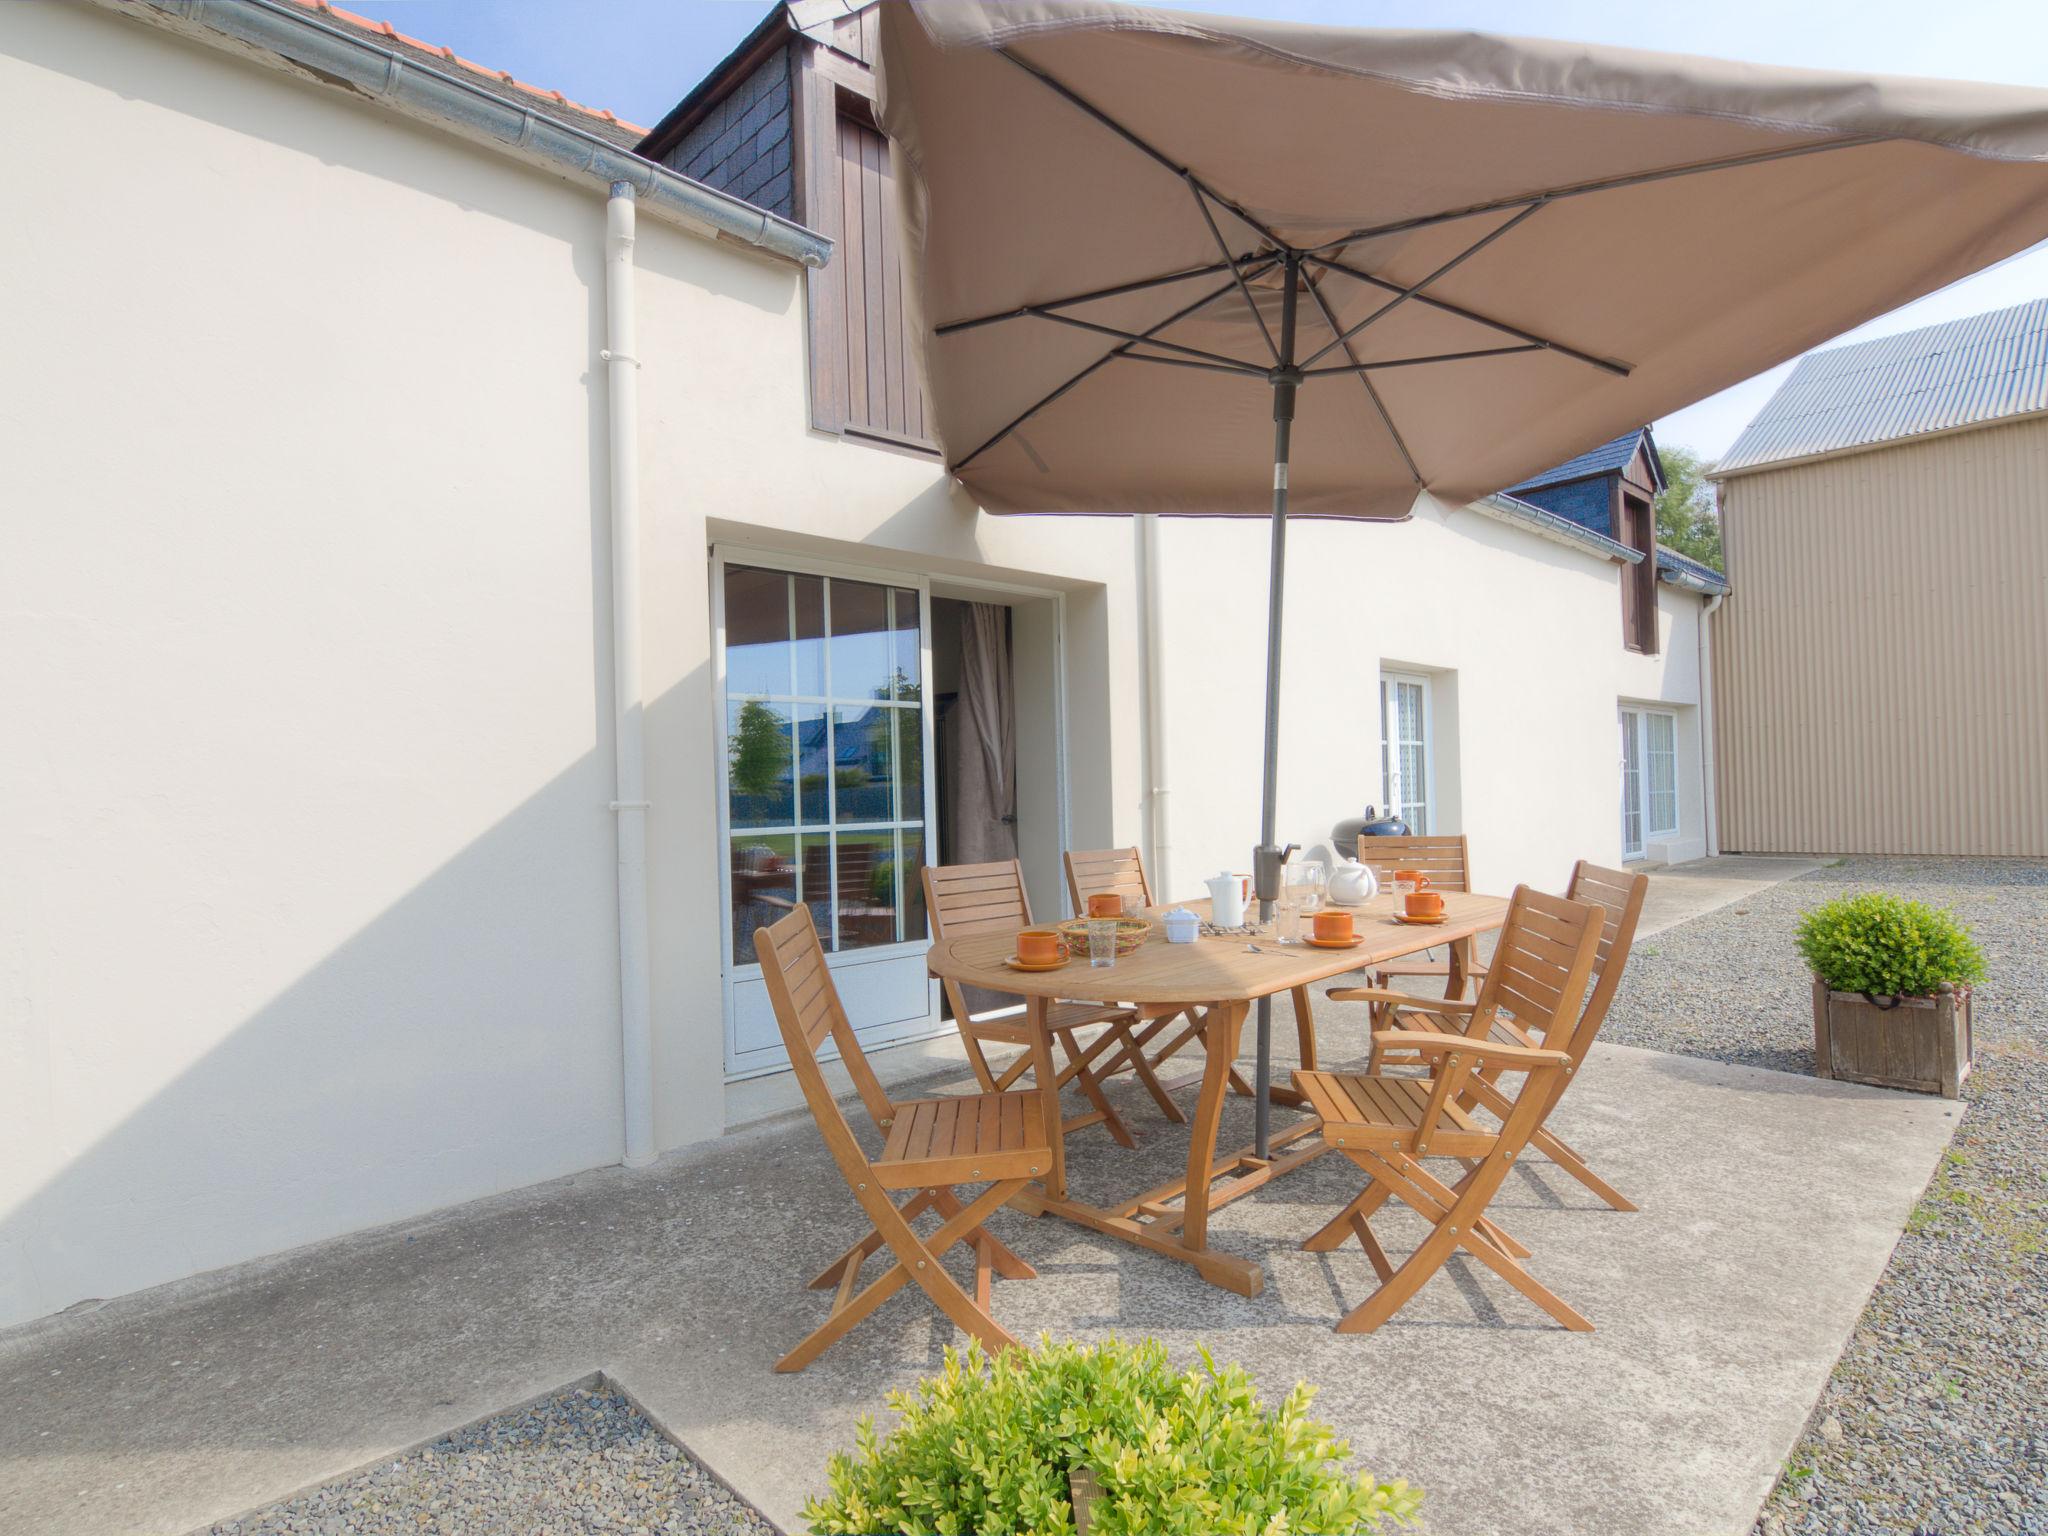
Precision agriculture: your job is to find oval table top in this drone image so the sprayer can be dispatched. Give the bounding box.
[924,891,1508,1006]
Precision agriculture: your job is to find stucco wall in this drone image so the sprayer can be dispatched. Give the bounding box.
[0,0,1712,1330]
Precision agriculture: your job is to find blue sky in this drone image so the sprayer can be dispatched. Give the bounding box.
[346,0,2048,457]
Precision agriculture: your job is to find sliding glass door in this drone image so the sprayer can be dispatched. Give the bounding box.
[716,551,939,1077]
[1619,705,1678,861]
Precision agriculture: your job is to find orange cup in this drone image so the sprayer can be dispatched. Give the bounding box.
[1393,869,1428,890]
[1017,927,1068,963]
[1405,890,1444,918]
[1313,908,1354,941]
[1087,892,1125,918]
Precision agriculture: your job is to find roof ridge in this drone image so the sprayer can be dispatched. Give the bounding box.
[283,0,649,135]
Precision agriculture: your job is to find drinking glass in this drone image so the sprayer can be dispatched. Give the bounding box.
[1277,863,1325,943]
[1088,916,1119,968]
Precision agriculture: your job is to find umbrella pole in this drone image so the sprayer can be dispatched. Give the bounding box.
[1252,253,1303,1162]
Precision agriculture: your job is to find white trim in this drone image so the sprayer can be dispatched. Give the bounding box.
[1379,670,1435,835]
[712,544,945,1078]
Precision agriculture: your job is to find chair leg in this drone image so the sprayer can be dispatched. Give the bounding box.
[1056,1027,1136,1148]
[1291,986,1318,1073]
[1117,1022,1186,1122]
[1530,1126,1638,1212]
[957,1026,1000,1093]
[778,1179,1028,1372]
[1303,1182,1381,1251]
[931,1187,1035,1280]
[808,1188,938,1289]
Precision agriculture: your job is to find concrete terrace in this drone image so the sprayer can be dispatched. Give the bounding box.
[0,860,1957,1536]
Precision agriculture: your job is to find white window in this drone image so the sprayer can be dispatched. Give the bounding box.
[714,550,941,1078]
[1380,672,1433,834]
[1619,706,1679,859]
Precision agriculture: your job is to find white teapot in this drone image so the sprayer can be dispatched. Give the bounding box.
[1316,844,1379,907]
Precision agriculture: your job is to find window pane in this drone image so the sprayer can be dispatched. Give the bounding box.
[890,588,922,701]
[831,705,894,823]
[730,833,804,965]
[900,828,927,943]
[792,572,826,697]
[723,567,791,699]
[1647,714,1678,835]
[833,832,898,951]
[1378,680,1393,810]
[829,578,894,701]
[727,699,793,828]
[895,706,925,825]
[795,705,829,825]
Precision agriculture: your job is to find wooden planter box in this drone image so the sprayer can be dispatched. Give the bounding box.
[1812,978,1972,1098]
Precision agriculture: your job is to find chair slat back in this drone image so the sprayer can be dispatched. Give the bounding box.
[1555,860,1651,1063]
[923,859,1034,936]
[922,860,1035,1027]
[1471,886,1603,1075]
[1354,833,1471,893]
[755,905,897,1137]
[1064,846,1152,915]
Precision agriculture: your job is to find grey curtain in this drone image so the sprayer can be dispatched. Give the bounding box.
[947,602,1017,868]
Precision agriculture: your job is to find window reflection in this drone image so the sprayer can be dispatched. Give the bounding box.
[723,563,928,964]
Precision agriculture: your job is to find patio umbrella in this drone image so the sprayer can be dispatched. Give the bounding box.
[875,0,2048,1154]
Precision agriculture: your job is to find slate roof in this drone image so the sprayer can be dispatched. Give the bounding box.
[1716,297,2048,476]
[1505,427,1661,495]
[1655,546,1730,595]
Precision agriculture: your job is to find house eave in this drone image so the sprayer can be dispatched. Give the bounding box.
[1472,494,1642,564]
[89,0,832,269]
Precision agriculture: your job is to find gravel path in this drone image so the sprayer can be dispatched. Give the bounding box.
[1602,857,2047,1536]
[203,1384,775,1536]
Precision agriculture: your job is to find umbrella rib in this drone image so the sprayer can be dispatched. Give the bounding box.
[1305,253,1631,377]
[1303,343,1544,374]
[934,258,1249,336]
[1300,273,1422,487]
[1118,352,1271,377]
[1028,308,1269,373]
[1189,183,1281,364]
[1298,202,1544,370]
[952,262,1280,472]
[1303,134,1886,255]
[995,46,1286,250]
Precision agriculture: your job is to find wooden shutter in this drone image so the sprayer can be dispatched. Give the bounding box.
[830,114,929,447]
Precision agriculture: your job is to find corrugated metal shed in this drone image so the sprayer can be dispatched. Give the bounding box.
[1717,297,2048,476]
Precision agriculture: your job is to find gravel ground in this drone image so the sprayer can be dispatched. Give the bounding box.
[203,1384,775,1536]
[1602,857,2047,1536]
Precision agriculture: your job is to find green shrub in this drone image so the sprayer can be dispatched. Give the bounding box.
[803,1336,1420,1536]
[1794,892,1986,997]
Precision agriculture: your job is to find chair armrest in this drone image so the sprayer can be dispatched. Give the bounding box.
[1328,986,1477,1012]
[1371,1030,1569,1071]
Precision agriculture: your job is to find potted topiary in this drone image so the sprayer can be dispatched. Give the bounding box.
[1795,892,1985,1098]
[803,1335,1420,1536]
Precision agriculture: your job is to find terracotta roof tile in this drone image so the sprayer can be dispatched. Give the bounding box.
[280,0,649,141]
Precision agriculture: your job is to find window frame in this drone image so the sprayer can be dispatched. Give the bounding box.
[712,546,938,982]
[1619,704,1680,857]
[1379,670,1435,836]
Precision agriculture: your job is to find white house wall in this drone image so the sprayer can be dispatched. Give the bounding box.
[0,0,1712,1329]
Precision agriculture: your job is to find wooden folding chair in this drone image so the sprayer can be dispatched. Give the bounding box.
[923,859,1160,1147]
[1295,885,1604,1333]
[1353,834,1486,1007]
[756,905,1049,1372]
[1063,846,1321,1108]
[1341,861,1650,1211]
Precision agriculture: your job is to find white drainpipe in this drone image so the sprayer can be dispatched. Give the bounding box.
[1699,590,1725,857]
[1138,514,1172,901]
[605,183,655,1168]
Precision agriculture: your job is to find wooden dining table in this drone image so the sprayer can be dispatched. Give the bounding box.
[924,889,1510,1296]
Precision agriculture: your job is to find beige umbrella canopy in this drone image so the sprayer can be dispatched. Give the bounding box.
[880,0,2048,521]
[875,0,2048,1149]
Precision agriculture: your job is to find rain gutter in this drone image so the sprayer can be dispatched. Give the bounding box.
[82,0,833,269]
[1472,493,1641,565]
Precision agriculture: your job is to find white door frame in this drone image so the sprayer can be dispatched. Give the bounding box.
[712,544,943,1078]
[1380,670,1435,835]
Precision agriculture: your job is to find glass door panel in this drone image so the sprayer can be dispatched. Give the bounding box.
[1619,710,1645,859]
